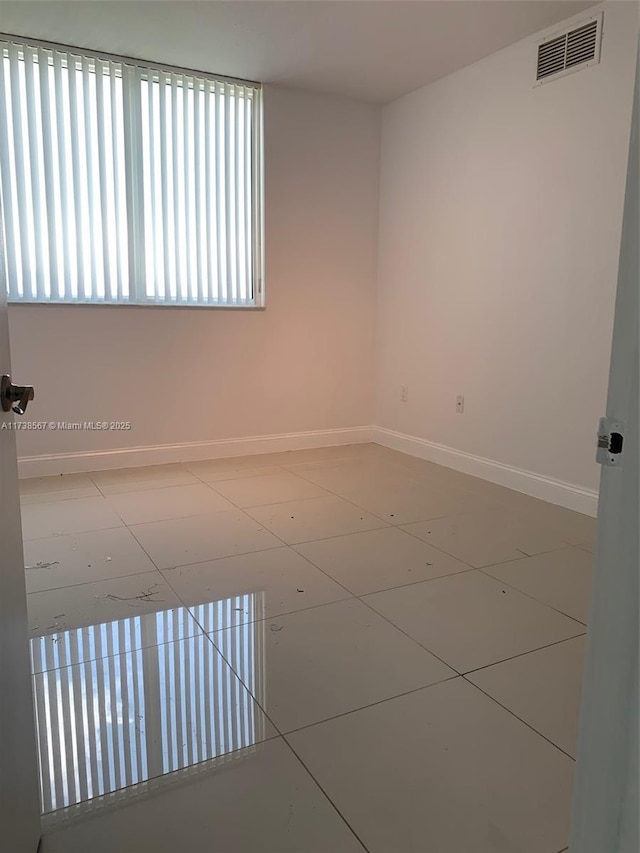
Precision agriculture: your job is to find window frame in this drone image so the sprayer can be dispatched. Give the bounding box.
[0,33,265,310]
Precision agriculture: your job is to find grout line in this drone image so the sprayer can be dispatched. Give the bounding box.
[125,520,284,565]
[23,523,125,542]
[214,596,356,630]
[463,632,587,676]
[140,544,285,572]
[187,590,356,633]
[353,575,586,693]
[168,577,300,744]
[186,464,290,481]
[31,619,206,675]
[218,491,336,512]
[387,521,498,565]
[86,468,202,495]
[283,457,550,530]
[91,479,202,495]
[239,490,390,533]
[140,541,286,570]
[290,540,479,600]
[355,593,464,676]
[188,466,294,514]
[191,467,296,494]
[211,464,333,491]
[271,467,400,524]
[398,522,573,573]
[278,675,460,738]
[462,677,577,763]
[20,490,103,504]
[321,566,478,598]
[477,566,589,627]
[26,567,168,596]
[281,739,372,852]
[203,605,458,754]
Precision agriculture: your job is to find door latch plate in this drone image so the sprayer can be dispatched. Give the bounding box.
[596,417,625,466]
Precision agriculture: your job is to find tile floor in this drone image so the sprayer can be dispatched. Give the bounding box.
[20,443,594,853]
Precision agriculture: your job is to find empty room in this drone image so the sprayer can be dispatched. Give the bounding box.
[0,2,637,852]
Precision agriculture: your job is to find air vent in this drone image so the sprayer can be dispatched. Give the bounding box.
[536,14,602,84]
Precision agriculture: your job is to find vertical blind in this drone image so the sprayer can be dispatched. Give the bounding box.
[0,37,263,305]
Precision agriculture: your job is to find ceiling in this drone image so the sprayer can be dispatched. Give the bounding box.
[0,1,599,103]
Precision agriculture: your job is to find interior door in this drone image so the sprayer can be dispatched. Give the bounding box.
[0,204,41,845]
[569,35,639,853]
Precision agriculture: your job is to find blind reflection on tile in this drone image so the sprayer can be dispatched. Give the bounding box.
[31,595,265,814]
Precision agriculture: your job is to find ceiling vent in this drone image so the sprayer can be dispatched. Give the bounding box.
[535,13,603,85]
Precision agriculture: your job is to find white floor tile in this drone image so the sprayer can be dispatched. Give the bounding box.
[364,570,584,673]
[185,458,285,482]
[90,463,199,494]
[518,502,597,549]
[187,448,365,484]
[214,598,455,733]
[344,480,498,525]
[105,483,236,525]
[40,739,364,853]
[211,470,330,507]
[288,678,574,853]
[21,496,125,540]
[246,495,388,545]
[284,457,417,493]
[467,636,586,757]
[185,445,373,482]
[20,473,101,503]
[163,547,350,627]
[129,510,282,569]
[27,572,180,637]
[402,508,569,568]
[484,546,593,624]
[24,528,157,593]
[294,526,471,595]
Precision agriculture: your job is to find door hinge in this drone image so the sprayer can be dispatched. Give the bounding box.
[596,417,625,466]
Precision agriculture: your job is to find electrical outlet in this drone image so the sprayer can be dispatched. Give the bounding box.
[400,385,409,403]
[456,395,464,414]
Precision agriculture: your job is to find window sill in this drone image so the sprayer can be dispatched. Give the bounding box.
[8,300,266,311]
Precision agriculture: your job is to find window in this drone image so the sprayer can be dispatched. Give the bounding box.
[0,37,264,306]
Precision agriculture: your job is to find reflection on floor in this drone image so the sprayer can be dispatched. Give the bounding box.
[21,443,595,853]
[31,598,266,813]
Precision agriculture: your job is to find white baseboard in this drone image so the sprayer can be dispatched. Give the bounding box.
[372,426,598,517]
[17,426,374,478]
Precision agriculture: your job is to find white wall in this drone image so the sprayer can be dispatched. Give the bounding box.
[375,1,637,496]
[9,85,380,462]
